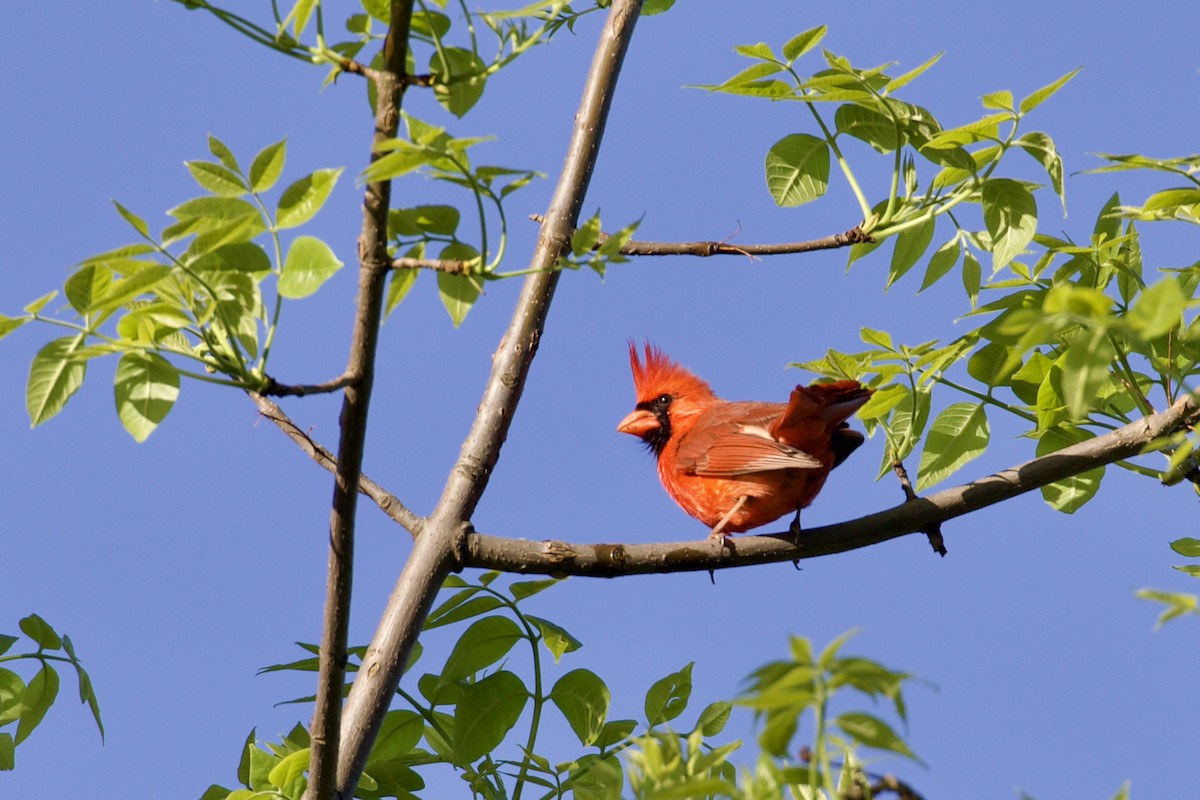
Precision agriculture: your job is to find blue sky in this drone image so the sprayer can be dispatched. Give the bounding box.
[3,2,1198,798]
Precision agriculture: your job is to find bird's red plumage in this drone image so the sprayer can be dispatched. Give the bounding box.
[618,343,872,536]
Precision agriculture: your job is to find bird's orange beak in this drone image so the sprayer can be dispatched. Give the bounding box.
[617,408,659,437]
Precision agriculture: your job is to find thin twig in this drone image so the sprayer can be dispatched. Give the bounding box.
[261,372,359,397]
[391,256,472,274]
[892,458,945,555]
[461,395,1200,576]
[529,213,873,257]
[250,393,423,535]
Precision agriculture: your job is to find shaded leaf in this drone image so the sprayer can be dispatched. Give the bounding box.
[916,403,989,491]
[645,663,693,726]
[451,670,528,766]
[550,669,610,745]
[982,178,1037,271]
[440,616,523,683]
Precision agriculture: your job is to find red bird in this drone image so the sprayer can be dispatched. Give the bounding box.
[617,343,873,539]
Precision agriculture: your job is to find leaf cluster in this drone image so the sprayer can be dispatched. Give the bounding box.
[0,614,103,771]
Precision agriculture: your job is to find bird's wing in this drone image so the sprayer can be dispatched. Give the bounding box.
[675,401,822,476]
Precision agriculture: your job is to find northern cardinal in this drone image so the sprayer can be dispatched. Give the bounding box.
[617,343,873,539]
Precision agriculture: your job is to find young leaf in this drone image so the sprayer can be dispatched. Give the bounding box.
[83,266,173,314]
[64,265,114,314]
[835,712,918,760]
[919,237,960,292]
[550,669,611,745]
[186,160,249,197]
[526,615,582,663]
[19,615,62,650]
[1128,276,1186,340]
[451,670,528,766]
[982,178,1037,272]
[1019,67,1081,114]
[693,701,732,737]
[782,26,827,64]
[15,665,59,745]
[277,168,343,229]
[267,748,309,797]
[765,134,829,207]
[1036,427,1104,513]
[278,236,344,299]
[887,217,935,289]
[208,134,241,172]
[113,201,150,239]
[249,139,287,193]
[916,403,989,491]
[113,352,181,442]
[27,336,87,427]
[431,47,488,118]
[1060,327,1115,420]
[645,663,693,726]
[439,616,523,683]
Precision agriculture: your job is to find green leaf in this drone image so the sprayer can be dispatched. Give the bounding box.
[1019,67,1081,114]
[982,178,1037,272]
[267,748,309,796]
[64,265,113,314]
[835,104,899,153]
[421,596,503,631]
[782,26,827,63]
[884,51,943,93]
[24,290,59,315]
[15,665,59,745]
[981,90,1013,111]
[0,669,26,727]
[390,205,461,236]
[191,242,272,276]
[0,732,12,771]
[1170,538,1200,558]
[249,139,287,193]
[113,351,180,442]
[431,47,487,118]
[19,615,62,649]
[437,243,481,327]
[962,249,981,308]
[1017,131,1065,209]
[526,615,582,663]
[642,0,675,14]
[1060,328,1114,420]
[113,200,150,238]
[0,314,29,341]
[1128,277,1186,340]
[835,712,917,760]
[887,217,935,289]
[367,710,424,764]
[451,670,528,766]
[1011,350,1051,404]
[1037,427,1104,513]
[856,383,907,422]
[278,236,344,299]
[277,168,343,229]
[440,616,523,683]
[693,701,732,736]
[0,636,16,656]
[509,579,559,601]
[550,669,610,745]
[27,336,87,426]
[1136,588,1199,627]
[919,237,960,292]
[967,342,1019,387]
[765,134,829,207]
[84,266,173,313]
[734,42,775,61]
[916,403,989,491]
[645,663,693,726]
[922,112,1008,149]
[187,160,249,197]
[207,134,240,171]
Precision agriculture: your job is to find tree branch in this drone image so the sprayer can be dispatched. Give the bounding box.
[529,214,873,257]
[334,2,646,796]
[260,372,358,397]
[460,395,1200,576]
[306,2,416,798]
[250,393,423,535]
[390,256,472,274]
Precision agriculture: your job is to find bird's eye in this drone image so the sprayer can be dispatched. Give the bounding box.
[654,393,672,408]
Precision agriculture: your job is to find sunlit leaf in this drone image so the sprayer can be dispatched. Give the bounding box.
[278,236,344,299]
[249,139,287,193]
[765,134,829,207]
[645,663,693,726]
[27,336,87,426]
[550,669,610,745]
[916,402,989,491]
[1019,67,1081,114]
[186,160,249,197]
[277,168,343,229]
[982,178,1037,271]
[1036,427,1104,513]
[440,616,523,683]
[114,351,180,442]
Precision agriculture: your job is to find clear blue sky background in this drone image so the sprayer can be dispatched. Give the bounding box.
[3,2,1198,798]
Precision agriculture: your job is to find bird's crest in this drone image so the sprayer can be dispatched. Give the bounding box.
[628,341,714,402]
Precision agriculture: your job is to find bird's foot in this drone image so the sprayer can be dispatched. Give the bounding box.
[707,495,748,549]
[788,511,802,542]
